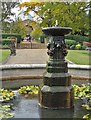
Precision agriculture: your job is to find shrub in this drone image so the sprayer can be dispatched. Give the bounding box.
[81,45,87,50]
[75,43,81,50]
[1,39,11,45]
[65,35,89,42]
[65,39,76,49]
[0,33,21,43]
[70,45,75,50]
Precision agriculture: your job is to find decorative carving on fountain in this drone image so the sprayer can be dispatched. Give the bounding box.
[47,36,68,57]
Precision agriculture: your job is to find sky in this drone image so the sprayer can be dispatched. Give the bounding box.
[11,0,34,21]
[19,0,30,3]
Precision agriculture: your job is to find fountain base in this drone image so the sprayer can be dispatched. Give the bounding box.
[39,85,74,109]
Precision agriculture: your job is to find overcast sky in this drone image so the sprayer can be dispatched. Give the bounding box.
[11,0,34,21]
[20,0,30,3]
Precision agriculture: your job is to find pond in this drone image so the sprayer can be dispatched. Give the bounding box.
[6,91,90,119]
[1,83,91,119]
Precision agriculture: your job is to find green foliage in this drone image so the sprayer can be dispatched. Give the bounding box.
[83,114,90,120]
[18,85,39,96]
[0,105,14,118]
[0,88,15,102]
[70,45,75,50]
[73,84,91,100]
[65,35,89,42]
[1,33,21,43]
[65,39,76,49]
[1,2,18,33]
[0,88,15,118]
[81,45,87,50]
[73,83,91,119]
[31,27,43,39]
[1,39,11,45]
[75,43,81,50]
[12,19,43,39]
[12,19,27,38]
[20,2,89,35]
[40,2,89,35]
[29,20,43,39]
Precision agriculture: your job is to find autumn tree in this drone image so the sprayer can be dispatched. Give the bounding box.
[20,1,89,36]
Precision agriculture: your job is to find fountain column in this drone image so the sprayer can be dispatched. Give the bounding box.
[39,26,74,109]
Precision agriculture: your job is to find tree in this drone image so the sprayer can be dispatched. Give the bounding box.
[12,18,27,37]
[31,27,42,39]
[12,18,42,38]
[20,2,89,36]
[1,2,18,33]
[38,2,89,35]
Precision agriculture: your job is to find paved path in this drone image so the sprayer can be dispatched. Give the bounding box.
[5,49,75,65]
[5,49,48,64]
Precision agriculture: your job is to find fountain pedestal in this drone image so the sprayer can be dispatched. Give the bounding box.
[39,27,74,109]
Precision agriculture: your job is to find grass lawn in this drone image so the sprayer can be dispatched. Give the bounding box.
[0,50,10,63]
[66,50,91,65]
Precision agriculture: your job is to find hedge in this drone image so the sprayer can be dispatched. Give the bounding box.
[65,39,76,49]
[65,35,89,42]
[0,33,21,43]
[1,39,11,45]
[0,44,9,49]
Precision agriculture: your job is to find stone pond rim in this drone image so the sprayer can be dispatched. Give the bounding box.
[42,27,72,36]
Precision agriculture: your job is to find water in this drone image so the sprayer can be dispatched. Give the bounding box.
[9,94,90,119]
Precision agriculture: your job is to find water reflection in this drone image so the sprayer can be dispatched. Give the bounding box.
[8,93,89,119]
[38,99,88,119]
[39,106,74,118]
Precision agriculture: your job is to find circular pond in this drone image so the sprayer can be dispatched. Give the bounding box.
[7,91,90,119]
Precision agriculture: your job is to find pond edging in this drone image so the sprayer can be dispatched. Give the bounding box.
[1,64,91,89]
[0,64,91,70]
[1,75,90,89]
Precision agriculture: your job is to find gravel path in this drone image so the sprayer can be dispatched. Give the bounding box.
[5,49,48,64]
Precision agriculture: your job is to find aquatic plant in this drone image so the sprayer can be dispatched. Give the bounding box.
[18,85,39,96]
[0,88,15,102]
[0,104,14,118]
[73,83,91,106]
[73,83,91,119]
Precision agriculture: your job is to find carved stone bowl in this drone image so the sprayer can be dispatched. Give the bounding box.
[42,27,72,36]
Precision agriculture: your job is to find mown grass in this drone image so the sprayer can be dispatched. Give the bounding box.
[0,50,10,63]
[66,50,91,65]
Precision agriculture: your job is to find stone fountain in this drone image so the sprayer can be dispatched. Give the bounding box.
[39,21,74,109]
